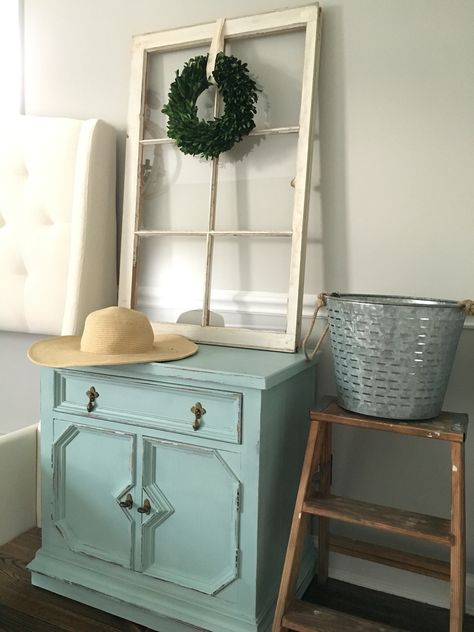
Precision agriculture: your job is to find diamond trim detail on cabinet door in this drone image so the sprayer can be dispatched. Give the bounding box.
[140,437,240,594]
[142,480,175,528]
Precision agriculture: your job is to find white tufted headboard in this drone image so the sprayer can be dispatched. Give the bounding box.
[0,115,117,335]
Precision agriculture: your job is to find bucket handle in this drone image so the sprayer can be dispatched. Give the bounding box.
[460,299,474,315]
[302,292,329,361]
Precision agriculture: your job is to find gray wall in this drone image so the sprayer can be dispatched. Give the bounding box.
[5,0,473,609]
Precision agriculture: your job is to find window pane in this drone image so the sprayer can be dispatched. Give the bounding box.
[139,143,211,231]
[209,237,291,331]
[134,236,206,324]
[145,45,210,139]
[227,30,305,129]
[215,133,297,232]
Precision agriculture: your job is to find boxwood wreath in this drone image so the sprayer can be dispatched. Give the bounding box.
[162,53,259,160]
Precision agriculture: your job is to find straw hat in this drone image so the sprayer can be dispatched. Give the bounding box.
[27,306,198,367]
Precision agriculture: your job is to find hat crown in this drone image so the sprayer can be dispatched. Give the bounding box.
[80,307,154,355]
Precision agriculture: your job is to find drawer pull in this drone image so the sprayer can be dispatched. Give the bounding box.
[138,499,151,515]
[119,493,133,509]
[191,402,206,430]
[86,386,99,413]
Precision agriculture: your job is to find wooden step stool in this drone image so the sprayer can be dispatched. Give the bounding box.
[272,398,468,632]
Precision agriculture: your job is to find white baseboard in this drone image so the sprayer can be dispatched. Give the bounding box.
[136,287,321,331]
[136,287,473,330]
[327,552,474,616]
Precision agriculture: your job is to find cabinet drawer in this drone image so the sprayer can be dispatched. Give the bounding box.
[54,370,242,443]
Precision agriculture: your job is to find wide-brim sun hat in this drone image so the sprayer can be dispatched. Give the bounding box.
[27,306,198,367]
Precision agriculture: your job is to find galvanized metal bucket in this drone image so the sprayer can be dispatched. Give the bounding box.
[325,294,466,420]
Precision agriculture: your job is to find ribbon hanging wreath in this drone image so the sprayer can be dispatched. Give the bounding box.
[161,52,259,160]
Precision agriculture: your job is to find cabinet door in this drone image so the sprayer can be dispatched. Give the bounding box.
[140,437,240,595]
[52,420,137,568]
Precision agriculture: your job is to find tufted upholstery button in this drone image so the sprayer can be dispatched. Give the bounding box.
[37,209,54,227]
[16,162,28,178]
[15,258,28,276]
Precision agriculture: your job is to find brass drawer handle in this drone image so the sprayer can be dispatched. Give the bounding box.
[191,402,206,431]
[86,386,99,413]
[138,499,151,515]
[119,493,133,509]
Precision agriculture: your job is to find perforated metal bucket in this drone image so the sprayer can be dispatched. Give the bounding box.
[325,294,466,420]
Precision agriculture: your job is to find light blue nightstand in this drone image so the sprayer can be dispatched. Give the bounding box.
[29,345,317,631]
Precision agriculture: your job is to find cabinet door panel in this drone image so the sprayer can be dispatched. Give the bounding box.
[141,438,240,595]
[52,420,136,568]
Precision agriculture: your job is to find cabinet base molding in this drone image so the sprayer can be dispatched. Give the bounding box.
[32,571,200,632]
[30,552,315,632]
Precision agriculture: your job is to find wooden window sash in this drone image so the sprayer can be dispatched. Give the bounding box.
[119,4,321,352]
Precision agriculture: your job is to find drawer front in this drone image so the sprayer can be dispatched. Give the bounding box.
[54,370,242,443]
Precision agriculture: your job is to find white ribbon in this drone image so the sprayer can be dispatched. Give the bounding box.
[206,18,226,85]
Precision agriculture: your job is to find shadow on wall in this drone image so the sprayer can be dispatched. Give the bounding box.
[301,5,348,398]
[319,4,349,294]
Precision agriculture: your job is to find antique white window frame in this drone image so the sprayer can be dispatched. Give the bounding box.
[119,4,321,352]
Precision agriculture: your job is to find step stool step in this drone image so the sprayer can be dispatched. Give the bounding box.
[282,598,404,632]
[304,494,452,544]
[312,402,468,443]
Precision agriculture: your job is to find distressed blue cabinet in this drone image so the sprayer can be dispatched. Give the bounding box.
[29,345,317,632]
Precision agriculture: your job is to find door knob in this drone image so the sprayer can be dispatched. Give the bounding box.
[119,493,133,509]
[138,499,151,515]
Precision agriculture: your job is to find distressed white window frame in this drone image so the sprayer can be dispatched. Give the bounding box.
[119,4,321,352]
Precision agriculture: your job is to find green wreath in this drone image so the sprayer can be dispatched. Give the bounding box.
[162,53,259,160]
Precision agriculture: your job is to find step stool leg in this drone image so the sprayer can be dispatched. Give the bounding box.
[317,422,332,585]
[272,419,326,632]
[450,441,466,632]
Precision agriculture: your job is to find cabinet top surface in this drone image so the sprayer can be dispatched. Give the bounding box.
[50,344,318,390]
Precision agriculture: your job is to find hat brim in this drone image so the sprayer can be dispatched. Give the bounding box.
[27,334,198,368]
